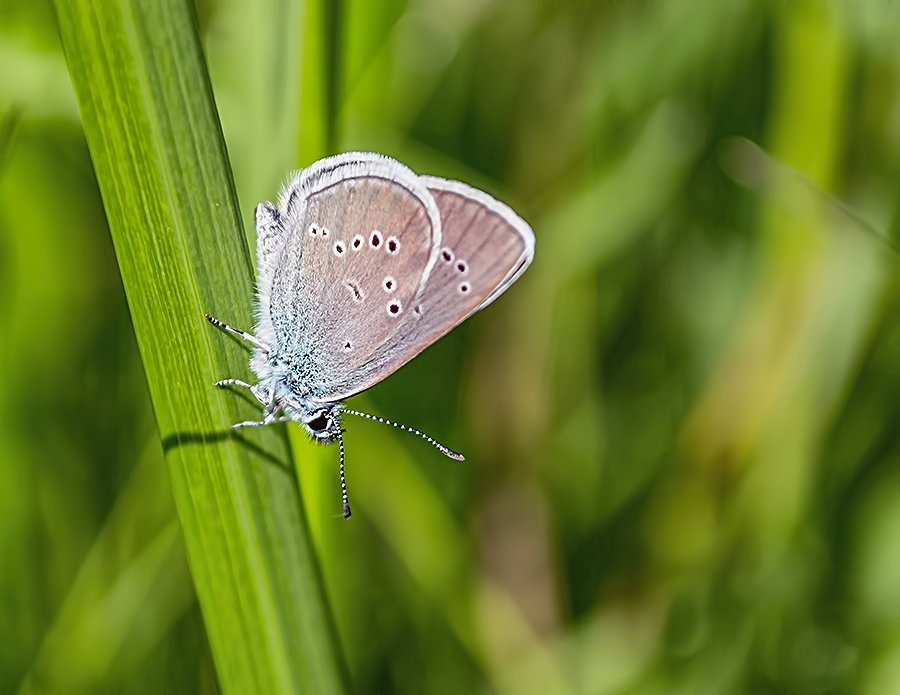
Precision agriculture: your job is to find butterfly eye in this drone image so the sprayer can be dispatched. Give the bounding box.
[307,413,330,432]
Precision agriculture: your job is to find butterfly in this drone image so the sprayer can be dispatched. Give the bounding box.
[207,152,534,517]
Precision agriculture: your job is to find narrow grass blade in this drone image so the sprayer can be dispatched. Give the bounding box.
[53,0,347,691]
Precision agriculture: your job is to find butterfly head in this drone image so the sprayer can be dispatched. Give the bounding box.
[296,400,343,444]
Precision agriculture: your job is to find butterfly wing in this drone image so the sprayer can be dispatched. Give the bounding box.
[315,174,535,401]
[256,153,397,329]
[258,154,443,397]
[418,175,535,314]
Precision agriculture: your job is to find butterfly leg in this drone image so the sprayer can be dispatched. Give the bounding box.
[230,415,292,429]
[205,314,272,353]
[214,378,270,407]
[214,378,254,390]
[227,385,289,428]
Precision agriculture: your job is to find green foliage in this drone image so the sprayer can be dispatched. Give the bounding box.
[3,0,900,693]
[16,0,346,692]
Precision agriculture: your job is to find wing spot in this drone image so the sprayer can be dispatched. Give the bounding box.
[344,341,352,352]
[384,276,395,292]
[345,281,364,302]
[414,305,423,316]
[459,282,470,294]
[441,247,454,263]
[321,227,330,237]
[387,237,399,254]
[334,241,346,256]
[388,301,402,316]
[309,224,319,236]
[370,230,383,248]
[352,235,364,250]
[456,260,468,274]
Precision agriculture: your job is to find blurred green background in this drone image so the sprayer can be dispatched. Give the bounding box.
[3,0,900,692]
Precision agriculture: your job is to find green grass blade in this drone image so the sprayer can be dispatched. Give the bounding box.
[205,0,304,249]
[297,0,331,165]
[53,1,347,692]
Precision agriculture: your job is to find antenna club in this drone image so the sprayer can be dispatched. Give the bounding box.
[343,409,465,461]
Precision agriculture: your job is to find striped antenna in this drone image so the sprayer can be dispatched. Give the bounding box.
[338,429,351,519]
[343,409,465,461]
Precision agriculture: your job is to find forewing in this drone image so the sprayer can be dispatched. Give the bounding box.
[320,175,534,401]
[255,154,395,337]
[265,156,442,397]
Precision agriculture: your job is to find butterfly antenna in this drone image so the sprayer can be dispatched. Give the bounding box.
[338,429,351,519]
[343,409,465,461]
